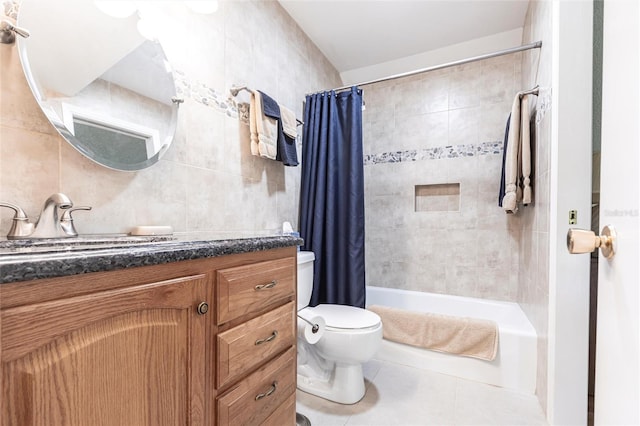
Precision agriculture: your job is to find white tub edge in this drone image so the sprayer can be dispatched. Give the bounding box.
[366,286,537,394]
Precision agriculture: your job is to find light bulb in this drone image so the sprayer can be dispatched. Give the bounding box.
[184,1,219,14]
[94,1,137,18]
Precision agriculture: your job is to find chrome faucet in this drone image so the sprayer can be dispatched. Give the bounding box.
[0,193,79,239]
[29,193,74,238]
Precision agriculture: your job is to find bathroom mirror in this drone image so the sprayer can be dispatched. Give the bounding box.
[16,0,179,171]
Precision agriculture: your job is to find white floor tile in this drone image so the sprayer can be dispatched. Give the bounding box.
[453,378,547,425]
[297,359,548,426]
[347,362,457,425]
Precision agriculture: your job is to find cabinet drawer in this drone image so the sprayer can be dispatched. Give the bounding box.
[262,393,296,426]
[216,257,295,324]
[217,347,296,426]
[217,301,296,388]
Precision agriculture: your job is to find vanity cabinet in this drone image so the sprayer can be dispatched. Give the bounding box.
[215,259,297,425]
[0,247,297,426]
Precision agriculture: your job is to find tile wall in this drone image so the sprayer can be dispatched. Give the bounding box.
[519,0,553,413]
[0,0,341,237]
[363,54,523,302]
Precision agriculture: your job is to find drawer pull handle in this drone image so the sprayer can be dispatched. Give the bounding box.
[255,330,278,345]
[255,382,277,401]
[255,280,278,291]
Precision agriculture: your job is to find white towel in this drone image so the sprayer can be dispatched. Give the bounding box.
[502,92,533,213]
[249,90,278,159]
[280,105,297,139]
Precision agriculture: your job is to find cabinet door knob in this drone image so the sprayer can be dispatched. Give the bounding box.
[196,302,209,315]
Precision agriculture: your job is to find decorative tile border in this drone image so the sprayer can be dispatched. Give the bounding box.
[4,0,20,19]
[363,141,503,166]
[170,71,518,162]
[174,71,241,119]
[173,73,307,146]
[535,87,552,125]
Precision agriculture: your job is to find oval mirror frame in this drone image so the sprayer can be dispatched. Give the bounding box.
[16,0,179,171]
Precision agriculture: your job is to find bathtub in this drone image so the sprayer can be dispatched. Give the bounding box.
[366,286,537,394]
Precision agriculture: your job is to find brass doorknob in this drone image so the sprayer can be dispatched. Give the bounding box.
[567,225,617,259]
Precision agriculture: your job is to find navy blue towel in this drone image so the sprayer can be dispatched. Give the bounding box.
[258,90,299,167]
[279,133,298,166]
[498,114,511,207]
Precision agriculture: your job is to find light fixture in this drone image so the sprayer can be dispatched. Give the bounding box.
[184,1,219,15]
[94,1,137,18]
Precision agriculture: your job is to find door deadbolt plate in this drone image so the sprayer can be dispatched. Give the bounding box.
[569,210,577,225]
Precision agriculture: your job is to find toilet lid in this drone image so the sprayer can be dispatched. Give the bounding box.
[304,304,381,330]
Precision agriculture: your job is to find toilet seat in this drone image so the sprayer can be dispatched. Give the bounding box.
[301,304,381,331]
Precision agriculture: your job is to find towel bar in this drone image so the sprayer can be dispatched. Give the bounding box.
[520,85,540,97]
[229,85,304,126]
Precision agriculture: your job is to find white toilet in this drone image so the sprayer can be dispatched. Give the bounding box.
[296,251,382,404]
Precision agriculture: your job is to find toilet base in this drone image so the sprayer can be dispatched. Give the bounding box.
[297,362,366,405]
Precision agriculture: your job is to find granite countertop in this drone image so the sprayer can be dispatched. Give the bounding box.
[0,234,303,284]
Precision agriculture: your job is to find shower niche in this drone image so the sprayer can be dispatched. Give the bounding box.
[414,183,460,212]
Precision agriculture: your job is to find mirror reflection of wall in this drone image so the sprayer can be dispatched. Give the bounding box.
[16,0,178,171]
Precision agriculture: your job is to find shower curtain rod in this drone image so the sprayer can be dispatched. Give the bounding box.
[307,41,542,96]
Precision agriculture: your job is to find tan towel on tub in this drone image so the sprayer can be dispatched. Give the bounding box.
[368,305,499,361]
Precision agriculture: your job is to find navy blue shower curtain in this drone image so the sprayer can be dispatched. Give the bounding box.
[300,87,365,308]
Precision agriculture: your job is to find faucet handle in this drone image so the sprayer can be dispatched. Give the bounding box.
[60,206,92,237]
[0,202,28,219]
[0,202,34,239]
[60,206,92,221]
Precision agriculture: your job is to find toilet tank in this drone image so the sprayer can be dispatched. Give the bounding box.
[297,251,315,311]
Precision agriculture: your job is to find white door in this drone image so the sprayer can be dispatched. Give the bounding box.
[594,0,639,423]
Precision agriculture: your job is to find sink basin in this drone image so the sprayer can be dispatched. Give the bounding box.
[0,234,177,255]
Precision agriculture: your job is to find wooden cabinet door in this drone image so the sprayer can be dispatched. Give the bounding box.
[1,274,209,426]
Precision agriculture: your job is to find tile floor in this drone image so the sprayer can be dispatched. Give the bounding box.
[296,359,548,426]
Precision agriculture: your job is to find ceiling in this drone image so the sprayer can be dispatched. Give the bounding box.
[278,0,530,74]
